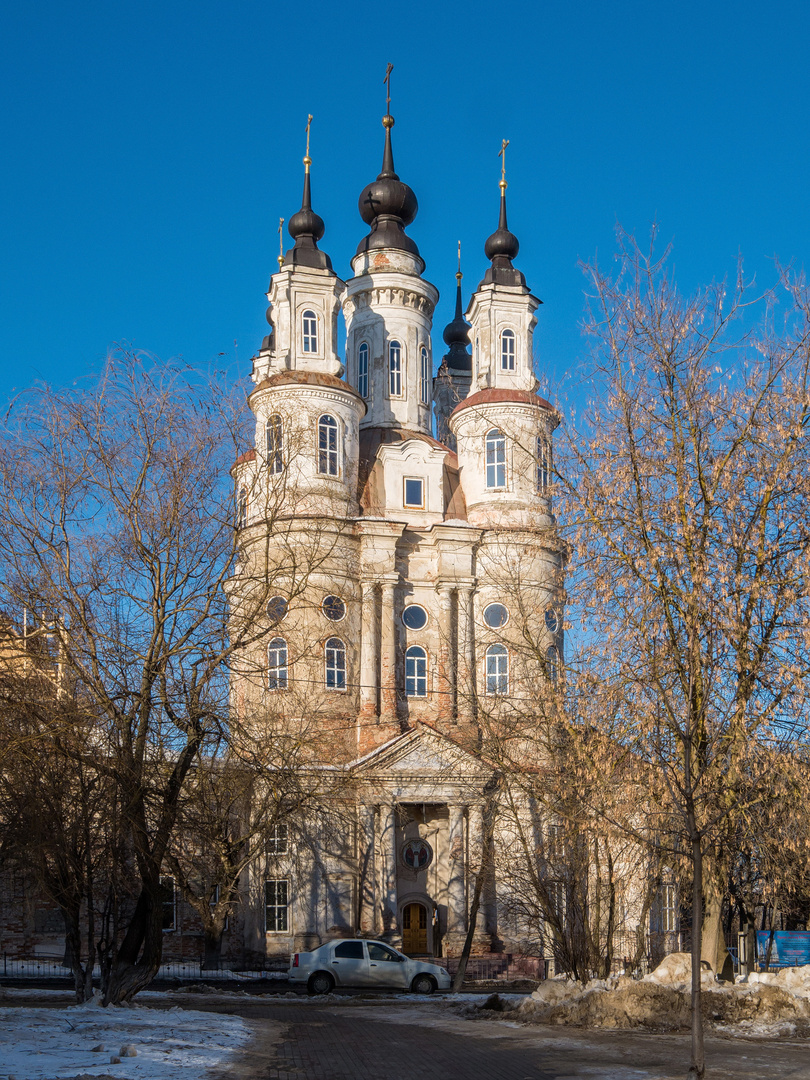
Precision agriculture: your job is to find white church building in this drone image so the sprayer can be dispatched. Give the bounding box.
[231,105,569,965]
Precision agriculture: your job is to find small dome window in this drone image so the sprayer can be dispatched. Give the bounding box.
[358,342,369,399]
[485,429,507,488]
[402,605,428,631]
[318,414,339,476]
[483,603,509,629]
[322,595,346,622]
[501,328,516,371]
[302,310,318,353]
[389,340,403,397]
[545,608,560,634]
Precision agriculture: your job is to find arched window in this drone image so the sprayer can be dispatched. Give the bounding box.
[302,310,318,353]
[485,643,509,695]
[485,429,507,488]
[266,414,283,475]
[325,637,346,690]
[317,414,339,476]
[501,329,516,371]
[267,637,288,691]
[547,646,559,684]
[389,340,402,397]
[405,645,427,698]
[536,436,549,493]
[237,486,248,528]
[419,346,430,405]
[358,342,369,399]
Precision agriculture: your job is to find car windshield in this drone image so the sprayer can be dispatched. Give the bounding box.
[367,942,402,962]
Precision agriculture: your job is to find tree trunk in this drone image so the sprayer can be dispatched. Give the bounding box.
[700,852,724,973]
[202,928,224,971]
[451,858,486,993]
[688,832,705,1080]
[101,888,164,1005]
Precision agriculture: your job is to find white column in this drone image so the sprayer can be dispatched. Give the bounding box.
[436,585,454,722]
[359,581,378,718]
[447,804,466,937]
[380,580,397,724]
[457,587,475,722]
[358,804,377,934]
[380,803,398,935]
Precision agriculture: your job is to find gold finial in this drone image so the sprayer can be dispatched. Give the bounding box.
[499,138,509,192]
[383,62,394,125]
[277,217,284,268]
[456,240,462,284]
[304,114,313,172]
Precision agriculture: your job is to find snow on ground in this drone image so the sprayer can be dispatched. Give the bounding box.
[0,995,248,1080]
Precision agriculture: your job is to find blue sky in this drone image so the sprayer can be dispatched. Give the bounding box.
[1,0,808,411]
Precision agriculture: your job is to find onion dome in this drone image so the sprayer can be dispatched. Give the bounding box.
[481,164,526,288]
[441,265,471,372]
[283,125,332,271]
[356,114,420,258]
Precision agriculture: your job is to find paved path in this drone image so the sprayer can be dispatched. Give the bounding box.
[201,997,810,1080]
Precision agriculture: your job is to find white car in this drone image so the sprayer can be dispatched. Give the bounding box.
[288,938,452,995]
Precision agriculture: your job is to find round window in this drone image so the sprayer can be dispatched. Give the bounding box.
[402,605,428,631]
[545,608,560,634]
[483,603,509,629]
[322,595,346,622]
[266,595,288,625]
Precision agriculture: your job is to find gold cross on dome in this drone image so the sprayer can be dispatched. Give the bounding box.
[304,114,313,169]
[499,139,510,187]
[277,217,284,268]
[384,63,394,116]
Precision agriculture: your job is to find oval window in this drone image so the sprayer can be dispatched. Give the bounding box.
[266,596,288,625]
[402,605,428,631]
[545,608,560,634]
[322,595,346,622]
[483,603,509,629]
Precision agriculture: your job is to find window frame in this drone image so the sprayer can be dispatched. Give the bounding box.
[485,429,507,489]
[264,878,289,933]
[546,645,559,684]
[403,476,425,509]
[358,341,369,399]
[500,328,516,371]
[317,414,340,477]
[388,340,403,398]
[485,643,509,696]
[302,309,318,354]
[325,636,347,691]
[266,414,284,475]
[419,345,430,406]
[266,821,289,856]
[267,636,288,691]
[536,436,550,493]
[405,644,428,698]
[237,486,248,528]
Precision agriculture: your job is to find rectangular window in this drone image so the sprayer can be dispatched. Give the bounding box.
[358,343,369,399]
[403,477,424,508]
[550,880,565,921]
[389,341,402,397]
[419,347,430,405]
[536,438,549,493]
[159,876,176,932]
[546,823,564,859]
[485,431,507,488]
[265,879,289,933]
[661,883,677,933]
[266,821,289,855]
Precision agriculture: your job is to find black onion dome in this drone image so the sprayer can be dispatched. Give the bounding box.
[356,116,420,258]
[441,272,471,371]
[481,182,526,288]
[284,167,332,271]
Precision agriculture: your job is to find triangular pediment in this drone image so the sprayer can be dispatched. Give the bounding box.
[350,722,490,779]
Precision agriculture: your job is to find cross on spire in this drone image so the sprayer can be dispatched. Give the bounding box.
[277,217,284,268]
[384,63,393,117]
[304,114,313,171]
[499,138,510,191]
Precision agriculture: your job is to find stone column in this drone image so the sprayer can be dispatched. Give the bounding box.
[359,582,378,719]
[380,580,397,724]
[447,804,466,939]
[358,804,377,935]
[380,803,398,936]
[436,585,454,722]
[457,587,475,722]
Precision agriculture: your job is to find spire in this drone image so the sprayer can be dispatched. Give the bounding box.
[482,139,525,288]
[441,242,471,371]
[356,63,420,259]
[284,115,332,271]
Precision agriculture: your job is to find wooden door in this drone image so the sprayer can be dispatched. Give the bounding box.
[402,902,428,954]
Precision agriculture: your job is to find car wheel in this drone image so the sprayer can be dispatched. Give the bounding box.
[411,974,436,995]
[308,971,335,996]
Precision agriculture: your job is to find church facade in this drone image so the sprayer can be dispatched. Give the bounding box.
[231,108,568,965]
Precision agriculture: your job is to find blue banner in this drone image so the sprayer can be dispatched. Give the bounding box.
[756,931,810,967]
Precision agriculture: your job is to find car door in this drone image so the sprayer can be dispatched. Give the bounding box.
[329,940,370,986]
[366,940,409,989]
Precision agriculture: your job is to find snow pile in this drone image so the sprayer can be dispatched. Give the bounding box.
[0,998,249,1079]
[514,956,810,1036]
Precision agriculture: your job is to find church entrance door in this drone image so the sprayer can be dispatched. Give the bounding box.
[402,902,428,954]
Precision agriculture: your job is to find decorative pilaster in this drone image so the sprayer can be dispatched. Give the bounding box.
[457,587,475,722]
[359,581,378,718]
[436,585,454,722]
[358,804,378,935]
[380,803,398,937]
[380,580,398,724]
[447,804,467,940]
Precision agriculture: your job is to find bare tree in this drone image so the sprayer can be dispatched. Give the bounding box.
[558,231,810,1077]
